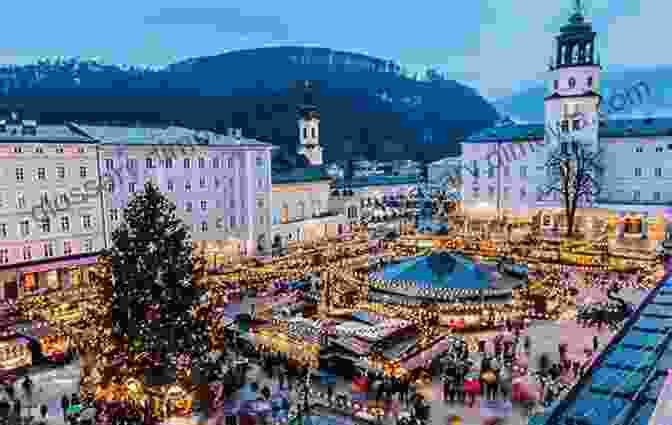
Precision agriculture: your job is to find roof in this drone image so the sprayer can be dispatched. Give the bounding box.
[70,123,272,148]
[0,124,94,143]
[464,118,672,143]
[542,273,672,425]
[272,165,332,184]
[332,175,419,188]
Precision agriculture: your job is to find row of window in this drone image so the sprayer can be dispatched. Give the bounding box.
[633,167,665,177]
[11,146,87,155]
[11,155,267,183]
[0,239,93,264]
[634,145,672,153]
[15,166,90,182]
[0,215,92,238]
[468,163,528,179]
[302,127,317,139]
[553,76,593,91]
[104,156,265,171]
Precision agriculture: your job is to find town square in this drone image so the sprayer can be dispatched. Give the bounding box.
[0,1,671,425]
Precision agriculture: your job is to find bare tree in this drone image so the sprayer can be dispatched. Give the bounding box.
[539,138,604,238]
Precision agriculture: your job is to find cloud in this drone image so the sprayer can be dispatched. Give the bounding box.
[144,7,289,39]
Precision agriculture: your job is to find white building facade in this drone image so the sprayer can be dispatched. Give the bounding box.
[460,2,671,242]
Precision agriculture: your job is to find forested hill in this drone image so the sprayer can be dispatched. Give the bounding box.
[0,47,500,161]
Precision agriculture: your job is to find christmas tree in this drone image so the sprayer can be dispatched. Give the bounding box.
[84,182,211,422]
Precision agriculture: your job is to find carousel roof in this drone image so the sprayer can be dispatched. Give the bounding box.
[542,273,672,425]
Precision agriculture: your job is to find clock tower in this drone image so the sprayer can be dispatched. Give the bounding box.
[544,0,601,151]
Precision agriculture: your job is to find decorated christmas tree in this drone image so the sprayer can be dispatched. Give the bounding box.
[82,182,211,423]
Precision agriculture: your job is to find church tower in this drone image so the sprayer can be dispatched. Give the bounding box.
[544,0,601,151]
[297,80,323,166]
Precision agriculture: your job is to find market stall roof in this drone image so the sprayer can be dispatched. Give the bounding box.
[542,273,672,425]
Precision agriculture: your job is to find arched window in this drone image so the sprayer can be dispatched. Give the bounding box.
[568,77,576,88]
[587,76,593,88]
[572,45,579,63]
[281,203,289,223]
[303,127,307,139]
[297,201,305,219]
[257,235,266,252]
[311,127,316,138]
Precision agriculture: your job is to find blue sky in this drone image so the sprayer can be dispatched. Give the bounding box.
[0,0,659,100]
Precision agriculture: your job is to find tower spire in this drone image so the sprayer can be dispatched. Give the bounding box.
[574,0,583,15]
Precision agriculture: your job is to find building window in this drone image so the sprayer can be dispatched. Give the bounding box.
[572,119,581,131]
[488,166,495,178]
[80,167,87,178]
[129,182,136,193]
[227,158,233,169]
[655,168,662,177]
[303,127,308,139]
[257,178,264,189]
[472,160,479,178]
[43,242,54,258]
[23,246,31,261]
[82,215,92,230]
[19,219,30,237]
[61,216,70,232]
[167,180,174,191]
[186,202,193,212]
[200,177,206,188]
[568,77,576,88]
[472,187,480,199]
[213,157,220,168]
[146,158,154,169]
[656,146,663,153]
[553,80,559,90]
[14,146,22,154]
[230,216,236,228]
[259,215,264,225]
[200,200,207,211]
[256,157,264,167]
[257,199,264,208]
[105,159,114,170]
[0,223,6,238]
[78,147,85,154]
[520,187,527,200]
[503,187,511,201]
[0,249,8,264]
[165,158,173,168]
[185,181,191,192]
[214,178,220,189]
[230,199,235,209]
[654,191,662,201]
[56,145,64,154]
[311,127,316,138]
[16,168,24,182]
[503,166,510,177]
[127,159,137,169]
[63,241,72,256]
[200,222,208,232]
[56,166,65,179]
[635,147,643,153]
[110,209,119,221]
[184,158,191,169]
[633,190,640,201]
[216,218,224,230]
[561,121,569,133]
[107,182,114,193]
[634,168,642,177]
[488,186,496,201]
[17,194,25,209]
[587,77,593,87]
[198,158,205,168]
[37,167,46,180]
[83,239,93,252]
[297,202,305,219]
[40,217,50,233]
[520,166,527,178]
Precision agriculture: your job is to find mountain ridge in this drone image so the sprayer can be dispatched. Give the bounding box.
[0,46,500,161]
